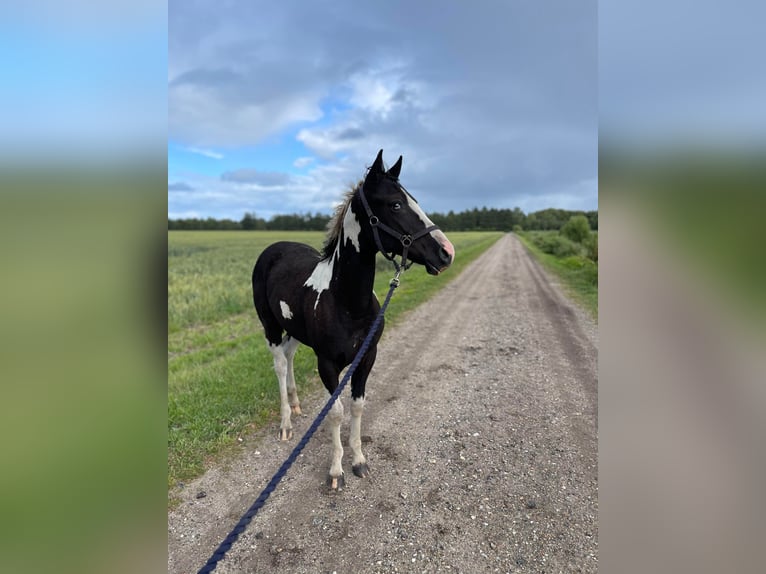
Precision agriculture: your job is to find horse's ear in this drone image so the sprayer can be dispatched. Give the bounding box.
[387,155,402,180]
[369,149,384,176]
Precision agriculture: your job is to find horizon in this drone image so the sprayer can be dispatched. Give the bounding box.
[168,203,598,223]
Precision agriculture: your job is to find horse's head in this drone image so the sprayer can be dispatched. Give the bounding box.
[359,150,454,275]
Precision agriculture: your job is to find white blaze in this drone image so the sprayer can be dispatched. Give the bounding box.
[405,193,454,257]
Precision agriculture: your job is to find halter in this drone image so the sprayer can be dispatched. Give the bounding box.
[357,179,440,274]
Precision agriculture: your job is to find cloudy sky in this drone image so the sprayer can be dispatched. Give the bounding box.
[168,0,598,220]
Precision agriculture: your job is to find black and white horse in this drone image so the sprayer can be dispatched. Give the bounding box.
[252,150,454,490]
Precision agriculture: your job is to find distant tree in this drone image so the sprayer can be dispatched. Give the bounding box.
[241,212,258,230]
[560,214,592,244]
[168,206,598,233]
[510,207,525,229]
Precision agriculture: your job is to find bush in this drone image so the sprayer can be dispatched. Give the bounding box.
[561,215,592,244]
[552,236,581,257]
[512,224,523,233]
[532,233,581,257]
[531,232,554,252]
[583,232,598,263]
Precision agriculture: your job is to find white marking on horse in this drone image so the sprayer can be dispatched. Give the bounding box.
[279,300,293,320]
[343,206,361,252]
[404,192,455,260]
[270,338,301,439]
[269,342,292,440]
[349,396,366,470]
[327,391,344,486]
[304,256,335,309]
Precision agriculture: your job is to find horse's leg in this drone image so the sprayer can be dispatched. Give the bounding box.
[350,346,376,478]
[282,336,302,415]
[317,357,344,490]
[269,339,293,441]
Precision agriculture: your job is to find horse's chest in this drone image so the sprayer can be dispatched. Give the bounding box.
[311,310,374,361]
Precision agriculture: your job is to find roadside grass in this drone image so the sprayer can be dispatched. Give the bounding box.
[515,231,598,320]
[168,230,502,499]
[169,231,324,332]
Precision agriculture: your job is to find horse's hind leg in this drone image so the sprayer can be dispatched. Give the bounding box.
[282,336,301,415]
[317,357,344,490]
[269,338,295,441]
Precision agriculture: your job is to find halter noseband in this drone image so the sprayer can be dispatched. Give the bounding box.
[357,181,440,274]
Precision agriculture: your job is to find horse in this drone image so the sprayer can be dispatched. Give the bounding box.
[252,149,455,490]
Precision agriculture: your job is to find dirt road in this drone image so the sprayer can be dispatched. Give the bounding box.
[168,233,598,574]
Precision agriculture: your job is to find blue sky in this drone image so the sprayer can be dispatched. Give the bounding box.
[168,1,598,220]
[1,3,166,161]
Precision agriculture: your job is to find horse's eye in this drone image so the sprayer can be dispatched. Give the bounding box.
[390,201,402,212]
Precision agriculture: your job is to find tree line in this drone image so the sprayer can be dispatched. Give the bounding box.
[168,207,597,232]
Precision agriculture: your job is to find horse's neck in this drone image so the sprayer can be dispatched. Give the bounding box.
[330,201,377,314]
[334,243,375,313]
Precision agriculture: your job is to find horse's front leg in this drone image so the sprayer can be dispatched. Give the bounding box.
[350,347,376,478]
[349,396,367,477]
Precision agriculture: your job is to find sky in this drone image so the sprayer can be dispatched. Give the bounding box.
[599,0,766,148]
[1,2,166,162]
[168,1,598,220]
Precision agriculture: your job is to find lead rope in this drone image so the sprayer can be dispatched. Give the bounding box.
[196,270,402,574]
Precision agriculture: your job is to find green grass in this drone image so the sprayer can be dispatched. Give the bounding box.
[168,230,502,498]
[168,231,325,332]
[516,231,598,320]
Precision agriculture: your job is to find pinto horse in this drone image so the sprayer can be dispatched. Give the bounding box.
[252,150,454,490]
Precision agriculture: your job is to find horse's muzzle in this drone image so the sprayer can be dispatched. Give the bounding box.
[427,235,454,275]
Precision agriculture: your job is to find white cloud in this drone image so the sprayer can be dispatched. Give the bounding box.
[169,70,325,146]
[186,146,224,159]
[348,75,395,118]
[296,124,366,160]
[293,156,315,168]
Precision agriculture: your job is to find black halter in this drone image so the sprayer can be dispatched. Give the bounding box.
[357,181,440,273]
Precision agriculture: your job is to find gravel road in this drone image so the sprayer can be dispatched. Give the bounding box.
[168,233,598,574]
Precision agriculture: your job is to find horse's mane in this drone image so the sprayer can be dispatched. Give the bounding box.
[321,180,362,258]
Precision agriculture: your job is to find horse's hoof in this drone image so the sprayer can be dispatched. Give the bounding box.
[327,473,345,491]
[352,463,369,478]
[291,404,302,416]
[279,428,293,441]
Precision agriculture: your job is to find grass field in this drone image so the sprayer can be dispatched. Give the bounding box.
[168,230,502,496]
[515,231,598,320]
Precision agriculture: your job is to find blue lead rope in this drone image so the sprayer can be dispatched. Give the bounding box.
[196,273,400,574]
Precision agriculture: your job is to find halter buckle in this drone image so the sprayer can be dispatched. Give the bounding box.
[369,215,379,226]
[400,235,412,247]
